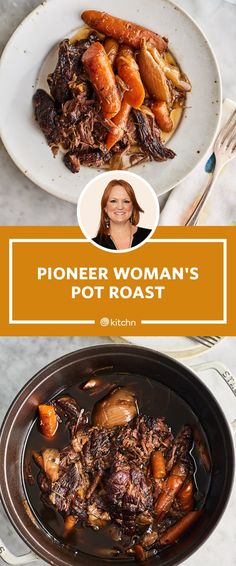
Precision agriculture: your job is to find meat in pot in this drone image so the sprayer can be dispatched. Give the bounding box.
[25,379,208,562]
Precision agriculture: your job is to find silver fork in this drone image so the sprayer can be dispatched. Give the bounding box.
[185,109,236,226]
[190,336,222,347]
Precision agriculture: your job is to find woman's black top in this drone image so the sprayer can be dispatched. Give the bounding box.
[92,227,151,250]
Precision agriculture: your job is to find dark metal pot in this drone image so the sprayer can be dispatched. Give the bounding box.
[0,344,234,566]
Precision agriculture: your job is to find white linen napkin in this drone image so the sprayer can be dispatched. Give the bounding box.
[159,99,236,226]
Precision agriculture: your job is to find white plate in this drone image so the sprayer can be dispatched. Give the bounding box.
[0,0,221,204]
[111,336,223,360]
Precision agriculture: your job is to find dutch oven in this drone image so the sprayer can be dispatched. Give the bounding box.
[0,344,234,566]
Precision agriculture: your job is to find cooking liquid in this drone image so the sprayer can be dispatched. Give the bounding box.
[23,372,211,560]
[37,27,186,171]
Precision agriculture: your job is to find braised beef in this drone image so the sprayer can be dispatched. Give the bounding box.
[48,34,99,104]
[132,109,176,161]
[56,395,88,436]
[63,152,81,173]
[106,459,153,533]
[80,148,112,167]
[34,392,198,558]
[33,30,179,173]
[33,89,62,155]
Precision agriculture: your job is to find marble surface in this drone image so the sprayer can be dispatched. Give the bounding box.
[0,335,235,565]
[0,0,236,223]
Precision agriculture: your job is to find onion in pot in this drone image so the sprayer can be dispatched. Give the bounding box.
[42,448,60,482]
[92,387,138,428]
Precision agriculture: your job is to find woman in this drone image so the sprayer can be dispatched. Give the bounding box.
[93,180,151,250]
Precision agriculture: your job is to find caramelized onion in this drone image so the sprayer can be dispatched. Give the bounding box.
[92,387,138,428]
[140,104,155,118]
[42,448,60,482]
[141,40,191,95]
[87,502,111,528]
[158,50,191,91]
[139,40,191,107]
[138,40,171,104]
[141,530,158,548]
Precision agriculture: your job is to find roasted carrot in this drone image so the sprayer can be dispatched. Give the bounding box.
[153,478,164,500]
[151,451,166,479]
[159,510,202,545]
[64,515,77,537]
[104,38,119,65]
[116,46,145,108]
[82,42,121,119]
[177,480,194,513]
[38,404,58,438]
[81,11,168,52]
[32,450,44,469]
[134,544,146,562]
[154,461,187,519]
[154,475,184,519]
[151,101,173,133]
[106,99,131,150]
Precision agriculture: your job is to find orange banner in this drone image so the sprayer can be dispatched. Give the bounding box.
[0,226,236,336]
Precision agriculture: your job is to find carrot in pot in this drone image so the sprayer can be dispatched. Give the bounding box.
[104,38,119,65]
[82,42,121,119]
[151,101,173,133]
[134,544,146,562]
[106,99,131,150]
[116,46,145,109]
[177,479,194,513]
[171,461,188,478]
[81,11,168,52]
[154,474,184,519]
[64,515,77,537]
[151,450,166,479]
[32,450,44,469]
[159,510,202,545]
[154,461,188,519]
[38,404,58,438]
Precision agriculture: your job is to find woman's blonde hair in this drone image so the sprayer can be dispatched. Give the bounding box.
[97,179,144,237]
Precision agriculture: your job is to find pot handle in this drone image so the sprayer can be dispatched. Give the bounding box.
[0,539,39,565]
[192,360,236,432]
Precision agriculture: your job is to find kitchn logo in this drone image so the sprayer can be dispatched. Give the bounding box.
[100,317,136,327]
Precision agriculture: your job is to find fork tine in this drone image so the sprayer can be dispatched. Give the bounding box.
[191,337,212,347]
[215,108,236,147]
[203,336,221,345]
[223,118,236,146]
[227,123,236,148]
[191,336,221,347]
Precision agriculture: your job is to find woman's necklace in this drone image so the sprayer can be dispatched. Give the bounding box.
[109,225,134,250]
